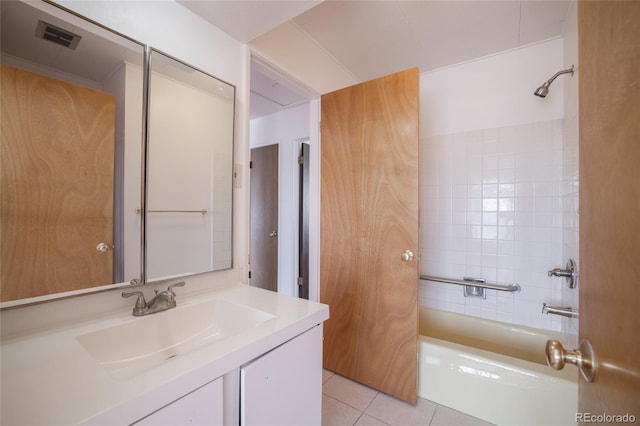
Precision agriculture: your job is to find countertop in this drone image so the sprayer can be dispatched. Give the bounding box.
[0,284,329,425]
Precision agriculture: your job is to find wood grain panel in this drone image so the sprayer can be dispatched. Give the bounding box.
[1,65,115,301]
[321,68,419,404]
[578,1,640,416]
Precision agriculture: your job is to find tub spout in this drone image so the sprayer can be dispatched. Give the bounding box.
[542,303,579,318]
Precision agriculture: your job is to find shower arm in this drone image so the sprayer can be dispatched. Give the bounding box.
[543,66,574,86]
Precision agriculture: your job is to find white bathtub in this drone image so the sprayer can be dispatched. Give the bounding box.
[418,306,577,426]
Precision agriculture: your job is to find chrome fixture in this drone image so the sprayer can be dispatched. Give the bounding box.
[463,277,486,299]
[542,303,579,318]
[534,65,574,98]
[548,258,578,288]
[421,274,521,293]
[122,281,185,316]
[135,207,208,215]
[546,339,597,382]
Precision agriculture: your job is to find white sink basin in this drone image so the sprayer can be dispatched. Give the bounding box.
[77,297,275,380]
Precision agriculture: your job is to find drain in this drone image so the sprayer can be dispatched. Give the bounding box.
[166,354,177,361]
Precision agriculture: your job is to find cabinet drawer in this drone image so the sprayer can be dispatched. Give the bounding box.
[133,377,223,425]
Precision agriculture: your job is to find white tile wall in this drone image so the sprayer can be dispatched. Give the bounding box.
[419,120,565,332]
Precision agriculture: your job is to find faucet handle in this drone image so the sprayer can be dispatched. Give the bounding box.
[167,281,185,295]
[122,291,147,314]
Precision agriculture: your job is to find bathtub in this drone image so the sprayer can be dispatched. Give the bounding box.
[418,306,577,426]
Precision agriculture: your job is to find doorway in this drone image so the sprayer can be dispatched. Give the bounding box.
[248,55,318,298]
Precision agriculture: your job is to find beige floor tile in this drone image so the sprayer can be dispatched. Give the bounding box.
[323,374,379,411]
[323,394,362,426]
[323,369,336,383]
[355,414,392,426]
[430,405,494,426]
[365,394,437,426]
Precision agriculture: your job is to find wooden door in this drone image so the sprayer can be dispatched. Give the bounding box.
[1,65,115,301]
[578,1,640,416]
[321,68,420,404]
[249,144,279,292]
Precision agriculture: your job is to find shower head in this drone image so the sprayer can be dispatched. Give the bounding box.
[534,65,574,98]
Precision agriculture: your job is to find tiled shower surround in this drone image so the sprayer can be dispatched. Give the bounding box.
[419,119,566,332]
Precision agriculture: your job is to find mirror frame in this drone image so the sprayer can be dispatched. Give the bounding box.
[0,1,236,309]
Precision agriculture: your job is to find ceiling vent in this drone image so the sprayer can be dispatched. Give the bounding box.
[35,20,81,50]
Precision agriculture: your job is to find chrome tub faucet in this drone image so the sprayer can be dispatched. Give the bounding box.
[122,281,186,316]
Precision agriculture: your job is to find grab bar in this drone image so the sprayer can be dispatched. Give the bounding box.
[135,208,208,215]
[420,274,521,293]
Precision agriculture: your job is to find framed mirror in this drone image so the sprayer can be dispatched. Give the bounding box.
[145,49,235,282]
[0,0,145,302]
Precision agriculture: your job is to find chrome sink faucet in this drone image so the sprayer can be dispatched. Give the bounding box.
[122,281,185,316]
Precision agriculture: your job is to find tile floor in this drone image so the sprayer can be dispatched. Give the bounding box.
[322,370,494,426]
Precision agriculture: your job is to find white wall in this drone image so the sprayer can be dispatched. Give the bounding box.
[419,39,569,332]
[102,62,139,284]
[250,104,311,296]
[123,64,144,283]
[421,38,565,138]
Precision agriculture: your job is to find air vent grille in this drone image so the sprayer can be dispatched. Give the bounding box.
[35,20,81,50]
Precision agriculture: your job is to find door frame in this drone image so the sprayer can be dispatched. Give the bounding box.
[248,52,321,300]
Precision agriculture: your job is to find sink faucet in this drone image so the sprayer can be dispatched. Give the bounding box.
[122,281,186,316]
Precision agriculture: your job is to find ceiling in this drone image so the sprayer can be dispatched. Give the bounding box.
[182,1,573,119]
[1,1,143,89]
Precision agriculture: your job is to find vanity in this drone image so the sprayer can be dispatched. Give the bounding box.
[1,283,329,425]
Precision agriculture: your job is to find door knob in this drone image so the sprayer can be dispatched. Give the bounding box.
[545,339,597,382]
[269,230,278,238]
[401,249,415,262]
[96,242,113,253]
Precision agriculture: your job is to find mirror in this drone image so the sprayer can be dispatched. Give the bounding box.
[0,1,236,305]
[0,0,144,302]
[145,49,235,282]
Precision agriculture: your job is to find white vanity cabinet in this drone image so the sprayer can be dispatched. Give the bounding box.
[132,377,223,425]
[240,324,323,426]
[1,285,329,426]
[130,325,323,426]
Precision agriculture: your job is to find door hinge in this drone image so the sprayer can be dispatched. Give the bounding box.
[248,271,252,279]
[249,161,253,169]
[297,276,303,286]
[298,155,304,165]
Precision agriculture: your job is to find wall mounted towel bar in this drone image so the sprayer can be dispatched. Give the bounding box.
[135,208,208,215]
[420,274,521,293]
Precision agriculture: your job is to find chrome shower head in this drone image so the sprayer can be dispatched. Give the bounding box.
[534,82,550,98]
[534,65,574,98]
